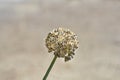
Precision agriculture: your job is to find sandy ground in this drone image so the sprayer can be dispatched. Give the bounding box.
[0,0,120,80]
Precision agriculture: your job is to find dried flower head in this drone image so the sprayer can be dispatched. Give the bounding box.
[45,27,79,61]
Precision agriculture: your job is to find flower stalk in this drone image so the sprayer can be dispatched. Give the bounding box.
[43,55,57,80]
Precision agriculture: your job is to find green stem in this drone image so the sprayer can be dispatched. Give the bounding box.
[43,55,57,80]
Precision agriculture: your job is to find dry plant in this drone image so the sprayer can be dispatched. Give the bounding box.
[43,27,79,80]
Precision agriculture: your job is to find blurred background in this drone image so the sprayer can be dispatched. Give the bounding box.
[0,0,120,80]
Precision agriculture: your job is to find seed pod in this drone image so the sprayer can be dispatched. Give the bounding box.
[45,27,79,61]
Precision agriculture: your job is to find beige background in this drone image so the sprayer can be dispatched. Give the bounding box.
[0,0,120,80]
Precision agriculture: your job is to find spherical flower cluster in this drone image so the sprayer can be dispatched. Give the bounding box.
[45,27,79,61]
